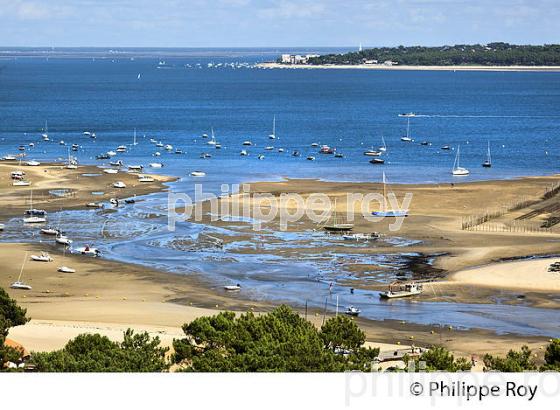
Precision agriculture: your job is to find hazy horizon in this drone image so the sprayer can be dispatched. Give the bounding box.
[0,0,557,48]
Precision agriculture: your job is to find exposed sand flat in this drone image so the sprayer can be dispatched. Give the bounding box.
[0,161,175,218]
[447,257,560,292]
[258,62,560,72]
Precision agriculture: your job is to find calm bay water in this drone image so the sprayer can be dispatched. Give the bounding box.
[1,50,560,337]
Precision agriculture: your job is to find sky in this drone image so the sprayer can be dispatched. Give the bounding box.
[0,0,558,47]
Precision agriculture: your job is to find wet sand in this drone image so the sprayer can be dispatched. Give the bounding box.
[3,169,560,360]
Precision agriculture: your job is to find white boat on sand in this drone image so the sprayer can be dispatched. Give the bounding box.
[31,252,53,262]
[380,282,423,299]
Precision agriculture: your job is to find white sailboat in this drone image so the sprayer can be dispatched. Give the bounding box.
[42,120,50,141]
[58,248,76,273]
[23,191,47,223]
[482,141,492,168]
[10,252,32,290]
[379,135,387,152]
[268,115,276,139]
[452,146,470,176]
[400,117,414,142]
[66,147,78,169]
[372,172,409,217]
[207,128,217,145]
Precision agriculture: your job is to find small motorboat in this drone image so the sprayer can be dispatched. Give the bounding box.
[343,232,379,241]
[58,266,76,273]
[86,202,103,208]
[116,145,127,153]
[398,112,416,117]
[311,143,319,147]
[240,150,248,156]
[278,148,285,153]
[41,227,60,236]
[257,155,265,160]
[124,198,136,204]
[103,168,118,174]
[224,284,241,291]
[420,141,430,146]
[242,141,252,146]
[441,145,451,150]
[138,175,155,182]
[345,306,361,317]
[25,160,40,166]
[71,144,80,151]
[13,180,31,187]
[10,281,32,290]
[107,151,117,157]
[164,144,173,151]
[149,163,163,168]
[75,246,101,257]
[175,149,184,154]
[363,148,381,156]
[265,146,274,151]
[23,216,47,224]
[334,152,344,158]
[320,145,334,154]
[55,235,73,245]
[110,160,124,167]
[292,150,301,157]
[306,156,315,161]
[31,252,53,262]
[156,142,164,147]
[214,144,222,149]
[190,171,206,177]
[128,164,143,171]
[369,158,385,165]
[380,282,423,299]
[59,140,65,145]
[200,153,212,159]
[113,181,127,188]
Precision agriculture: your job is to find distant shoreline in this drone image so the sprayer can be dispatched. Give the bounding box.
[258,62,560,72]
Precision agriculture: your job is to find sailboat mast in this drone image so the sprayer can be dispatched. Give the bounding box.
[487,141,491,163]
[382,172,387,212]
[273,115,276,136]
[406,118,410,138]
[17,252,28,282]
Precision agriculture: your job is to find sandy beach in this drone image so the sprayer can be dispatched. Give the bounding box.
[2,165,560,361]
[258,62,560,72]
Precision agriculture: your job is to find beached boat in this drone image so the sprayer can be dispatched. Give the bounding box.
[86,202,104,208]
[10,253,32,290]
[31,252,53,262]
[482,141,492,168]
[25,160,40,166]
[344,306,361,316]
[380,282,423,299]
[55,235,73,245]
[103,169,118,174]
[41,227,60,236]
[13,180,31,187]
[58,266,76,273]
[343,232,379,241]
[110,160,124,167]
[224,284,241,291]
[323,199,354,232]
[128,164,144,171]
[190,171,206,177]
[138,175,155,182]
[23,192,47,223]
[113,181,126,188]
[372,172,409,217]
[75,245,101,257]
[452,146,469,176]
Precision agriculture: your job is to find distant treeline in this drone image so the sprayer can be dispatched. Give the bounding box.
[303,43,560,66]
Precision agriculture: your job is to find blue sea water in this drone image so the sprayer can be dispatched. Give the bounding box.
[1,52,559,184]
[1,50,560,337]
